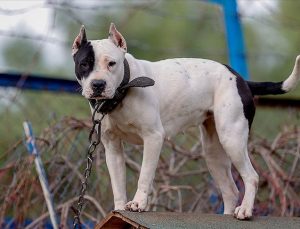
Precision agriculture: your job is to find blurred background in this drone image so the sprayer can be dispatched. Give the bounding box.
[0,0,299,228]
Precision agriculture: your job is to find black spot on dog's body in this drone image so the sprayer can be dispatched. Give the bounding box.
[236,76,256,128]
[184,72,191,79]
[174,60,191,79]
[74,41,95,80]
[223,64,255,129]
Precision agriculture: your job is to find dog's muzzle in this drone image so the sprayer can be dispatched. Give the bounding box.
[91,79,106,97]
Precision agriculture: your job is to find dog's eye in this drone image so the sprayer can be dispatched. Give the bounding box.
[80,62,89,70]
[108,61,116,68]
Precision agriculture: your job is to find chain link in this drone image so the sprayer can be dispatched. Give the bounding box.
[72,102,105,229]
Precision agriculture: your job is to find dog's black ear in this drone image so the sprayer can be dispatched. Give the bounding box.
[108,23,127,52]
[72,25,87,56]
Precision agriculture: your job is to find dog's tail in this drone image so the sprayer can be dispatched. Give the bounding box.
[247,55,300,96]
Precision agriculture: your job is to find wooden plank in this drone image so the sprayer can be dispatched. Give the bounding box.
[96,211,147,229]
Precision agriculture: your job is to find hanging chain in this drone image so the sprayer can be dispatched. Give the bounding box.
[72,102,105,229]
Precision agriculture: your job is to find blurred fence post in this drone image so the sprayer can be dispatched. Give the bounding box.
[208,0,249,79]
[23,121,59,229]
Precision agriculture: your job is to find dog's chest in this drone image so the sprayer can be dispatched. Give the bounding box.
[116,122,143,144]
[103,116,144,145]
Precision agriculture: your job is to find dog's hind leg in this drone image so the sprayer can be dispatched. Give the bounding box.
[213,99,258,220]
[200,117,239,215]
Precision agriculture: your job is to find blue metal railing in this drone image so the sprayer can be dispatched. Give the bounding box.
[209,0,249,79]
[0,73,79,93]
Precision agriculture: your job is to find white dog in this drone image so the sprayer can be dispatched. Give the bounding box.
[72,23,300,219]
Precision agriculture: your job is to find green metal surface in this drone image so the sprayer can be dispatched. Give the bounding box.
[105,210,300,229]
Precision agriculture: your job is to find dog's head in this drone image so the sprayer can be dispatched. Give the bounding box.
[72,23,127,99]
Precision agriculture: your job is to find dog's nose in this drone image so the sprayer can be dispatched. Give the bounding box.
[91,80,106,92]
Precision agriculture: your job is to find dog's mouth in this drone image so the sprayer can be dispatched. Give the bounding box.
[89,93,105,100]
[86,88,115,100]
[89,88,106,99]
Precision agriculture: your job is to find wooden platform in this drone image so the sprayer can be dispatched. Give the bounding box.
[96,210,300,229]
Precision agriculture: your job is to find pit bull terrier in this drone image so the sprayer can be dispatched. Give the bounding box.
[72,23,300,219]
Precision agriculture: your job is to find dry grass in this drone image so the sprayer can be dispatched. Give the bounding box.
[0,117,299,228]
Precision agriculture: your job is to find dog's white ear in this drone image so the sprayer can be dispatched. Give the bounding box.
[72,25,87,56]
[108,23,127,52]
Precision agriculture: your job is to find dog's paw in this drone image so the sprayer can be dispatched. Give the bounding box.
[125,201,145,212]
[234,205,253,220]
[125,189,148,212]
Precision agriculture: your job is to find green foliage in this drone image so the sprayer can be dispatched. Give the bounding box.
[3,39,43,72]
[252,106,300,139]
[0,90,88,152]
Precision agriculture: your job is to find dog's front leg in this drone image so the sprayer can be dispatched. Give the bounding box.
[102,133,127,210]
[125,129,164,212]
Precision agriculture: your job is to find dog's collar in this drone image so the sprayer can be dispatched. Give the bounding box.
[89,58,155,114]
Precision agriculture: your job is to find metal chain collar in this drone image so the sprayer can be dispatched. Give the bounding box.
[72,101,105,229]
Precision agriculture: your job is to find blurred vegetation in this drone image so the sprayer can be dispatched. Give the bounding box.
[0,0,299,168]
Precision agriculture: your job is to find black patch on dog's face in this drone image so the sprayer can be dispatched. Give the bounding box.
[74,41,95,81]
[223,64,255,129]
